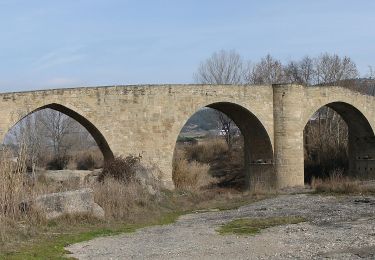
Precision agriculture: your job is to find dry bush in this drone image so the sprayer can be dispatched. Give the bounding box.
[93,178,155,221]
[0,148,27,220]
[71,149,103,170]
[184,138,228,163]
[0,216,41,245]
[93,155,162,221]
[76,154,96,170]
[173,157,216,191]
[175,137,246,190]
[0,146,46,244]
[98,155,141,182]
[46,155,70,170]
[311,169,361,194]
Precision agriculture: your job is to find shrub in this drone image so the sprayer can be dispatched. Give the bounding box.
[73,149,103,170]
[184,138,228,163]
[0,149,26,220]
[46,155,70,170]
[172,157,216,191]
[93,178,154,221]
[311,169,361,194]
[76,154,96,170]
[98,155,141,183]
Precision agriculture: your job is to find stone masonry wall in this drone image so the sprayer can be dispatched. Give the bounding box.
[0,84,373,189]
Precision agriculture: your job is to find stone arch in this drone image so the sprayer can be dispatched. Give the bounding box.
[5,103,114,161]
[303,101,375,178]
[303,101,375,135]
[172,101,275,189]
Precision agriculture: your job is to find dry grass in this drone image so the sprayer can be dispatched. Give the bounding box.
[175,137,247,190]
[93,178,158,222]
[311,169,375,194]
[0,145,47,245]
[172,157,216,191]
[248,180,275,196]
[0,140,271,256]
[98,155,141,182]
[184,138,228,163]
[0,147,27,221]
[68,148,103,170]
[32,172,85,195]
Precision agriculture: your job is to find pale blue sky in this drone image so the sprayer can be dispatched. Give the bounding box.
[0,0,374,92]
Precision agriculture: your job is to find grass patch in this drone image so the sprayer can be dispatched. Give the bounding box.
[0,211,183,260]
[218,216,306,235]
[0,190,269,259]
[1,227,136,260]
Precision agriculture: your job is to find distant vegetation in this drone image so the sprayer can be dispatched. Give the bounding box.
[181,108,220,133]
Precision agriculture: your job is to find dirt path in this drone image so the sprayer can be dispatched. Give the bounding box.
[66,194,375,259]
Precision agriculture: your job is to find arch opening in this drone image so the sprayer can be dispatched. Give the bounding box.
[3,103,113,172]
[172,102,274,191]
[304,102,375,182]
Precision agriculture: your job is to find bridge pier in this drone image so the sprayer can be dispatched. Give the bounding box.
[273,85,305,188]
[350,136,375,178]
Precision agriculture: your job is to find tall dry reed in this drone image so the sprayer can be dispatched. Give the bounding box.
[172,157,216,191]
[0,144,27,220]
[93,178,156,222]
[311,169,362,194]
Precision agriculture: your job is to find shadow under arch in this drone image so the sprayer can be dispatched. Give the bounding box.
[173,101,275,189]
[303,101,375,179]
[8,103,114,161]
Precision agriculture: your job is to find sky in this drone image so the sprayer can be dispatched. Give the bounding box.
[0,0,374,92]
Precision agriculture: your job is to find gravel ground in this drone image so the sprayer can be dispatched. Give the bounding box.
[66,194,375,259]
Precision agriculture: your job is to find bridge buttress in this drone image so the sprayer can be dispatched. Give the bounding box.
[273,84,305,188]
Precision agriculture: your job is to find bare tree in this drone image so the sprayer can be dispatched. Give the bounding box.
[216,111,238,148]
[194,50,245,147]
[283,56,314,85]
[5,112,44,176]
[38,109,79,157]
[304,106,349,179]
[298,56,315,85]
[313,53,358,85]
[194,50,244,84]
[193,50,360,164]
[245,54,284,84]
[4,108,99,167]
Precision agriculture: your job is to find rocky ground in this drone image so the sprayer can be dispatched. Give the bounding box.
[66,194,375,259]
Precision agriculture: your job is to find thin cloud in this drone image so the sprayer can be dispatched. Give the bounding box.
[31,46,85,71]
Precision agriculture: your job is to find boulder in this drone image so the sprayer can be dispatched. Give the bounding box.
[34,188,105,220]
[39,170,94,185]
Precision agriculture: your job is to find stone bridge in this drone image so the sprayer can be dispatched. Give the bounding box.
[0,84,374,189]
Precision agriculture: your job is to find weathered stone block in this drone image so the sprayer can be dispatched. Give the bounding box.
[34,188,105,219]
